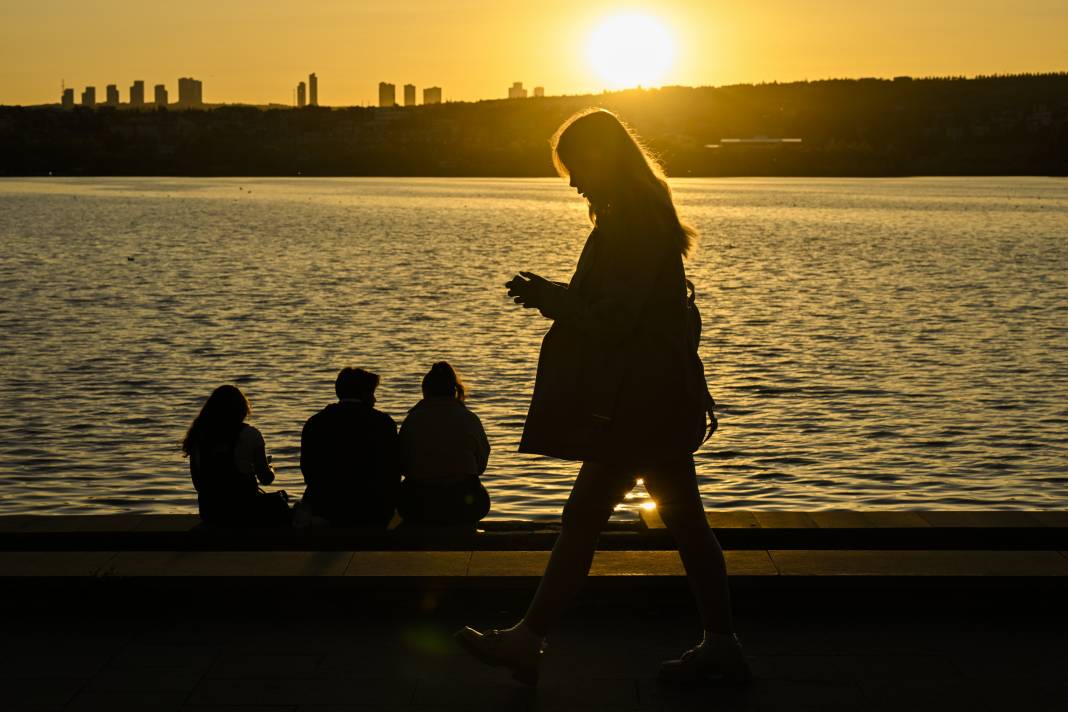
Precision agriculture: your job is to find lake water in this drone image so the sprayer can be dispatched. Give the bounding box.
[1,176,1067,519]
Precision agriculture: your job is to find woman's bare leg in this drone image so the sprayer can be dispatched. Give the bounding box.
[521,461,633,637]
[645,457,734,634]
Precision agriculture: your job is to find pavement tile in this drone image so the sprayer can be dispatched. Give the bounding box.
[0,550,117,576]
[66,690,189,712]
[536,677,637,706]
[411,678,536,707]
[1030,511,1068,527]
[0,514,34,531]
[468,550,549,576]
[108,550,352,576]
[8,677,85,705]
[108,643,220,670]
[134,515,202,532]
[861,512,930,528]
[636,677,758,710]
[187,677,414,706]
[750,678,866,711]
[768,549,1068,576]
[747,654,861,683]
[919,511,1041,527]
[86,667,206,691]
[209,655,322,678]
[752,512,817,529]
[345,551,470,577]
[19,514,142,533]
[0,653,108,678]
[706,511,760,529]
[810,511,869,529]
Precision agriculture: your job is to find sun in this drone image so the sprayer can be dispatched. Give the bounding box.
[587,12,676,89]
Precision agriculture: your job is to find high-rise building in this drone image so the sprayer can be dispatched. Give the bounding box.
[403,83,416,107]
[81,86,96,107]
[61,88,74,109]
[105,84,119,107]
[177,77,203,108]
[533,86,544,98]
[423,86,442,105]
[130,80,145,108]
[154,84,168,107]
[508,82,528,99]
[308,73,318,106]
[297,81,307,108]
[378,82,396,107]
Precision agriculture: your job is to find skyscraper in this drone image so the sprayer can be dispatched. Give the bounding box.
[130,80,145,108]
[508,82,528,99]
[297,81,307,108]
[177,77,203,108]
[105,84,119,107]
[533,86,545,98]
[61,88,74,109]
[423,86,442,105]
[154,84,168,107]
[404,83,416,107]
[81,86,96,107]
[379,82,396,107]
[309,73,318,106]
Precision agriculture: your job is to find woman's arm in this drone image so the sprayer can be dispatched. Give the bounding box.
[239,426,276,486]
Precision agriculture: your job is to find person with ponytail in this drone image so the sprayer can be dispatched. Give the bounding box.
[182,384,291,527]
[397,361,491,527]
[456,109,747,685]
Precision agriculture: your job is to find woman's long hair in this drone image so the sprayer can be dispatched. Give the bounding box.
[422,361,466,403]
[551,108,697,257]
[181,384,251,456]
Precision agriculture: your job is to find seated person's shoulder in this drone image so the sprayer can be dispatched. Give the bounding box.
[238,423,264,445]
[371,407,397,430]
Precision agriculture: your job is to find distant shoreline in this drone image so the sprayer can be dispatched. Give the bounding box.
[3,75,1066,178]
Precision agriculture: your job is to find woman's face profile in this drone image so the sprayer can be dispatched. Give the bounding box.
[566,149,612,205]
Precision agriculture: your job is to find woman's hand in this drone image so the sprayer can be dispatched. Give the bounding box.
[505,271,552,310]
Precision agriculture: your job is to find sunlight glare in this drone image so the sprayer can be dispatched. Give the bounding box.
[587,12,676,89]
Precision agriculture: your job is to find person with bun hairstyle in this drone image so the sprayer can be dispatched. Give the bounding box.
[397,362,491,526]
[455,109,746,686]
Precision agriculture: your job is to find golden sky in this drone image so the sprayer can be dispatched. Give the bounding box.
[2,0,1066,106]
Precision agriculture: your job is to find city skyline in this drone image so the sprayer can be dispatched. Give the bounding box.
[2,1,1066,107]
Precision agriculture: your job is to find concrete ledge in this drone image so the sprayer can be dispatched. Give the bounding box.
[3,512,1068,553]
[3,549,1067,581]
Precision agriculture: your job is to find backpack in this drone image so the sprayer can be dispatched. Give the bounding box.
[685,279,718,443]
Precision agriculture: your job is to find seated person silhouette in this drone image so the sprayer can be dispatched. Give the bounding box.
[299,367,400,527]
[182,385,291,527]
[398,362,491,527]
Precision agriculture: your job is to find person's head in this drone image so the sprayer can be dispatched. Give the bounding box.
[181,384,251,456]
[551,108,696,256]
[335,367,380,403]
[421,361,466,402]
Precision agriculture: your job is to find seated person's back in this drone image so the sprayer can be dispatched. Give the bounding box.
[300,367,399,527]
[398,362,490,526]
[183,384,290,527]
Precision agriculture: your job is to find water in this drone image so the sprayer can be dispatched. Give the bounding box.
[1,176,1066,519]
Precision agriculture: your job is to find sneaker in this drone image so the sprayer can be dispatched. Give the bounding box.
[454,626,543,686]
[659,633,751,685]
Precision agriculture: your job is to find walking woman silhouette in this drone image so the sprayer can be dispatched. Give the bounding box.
[456,108,749,686]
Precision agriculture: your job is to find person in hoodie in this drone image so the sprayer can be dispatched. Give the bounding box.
[299,367,400,527]
[397,362,491,527]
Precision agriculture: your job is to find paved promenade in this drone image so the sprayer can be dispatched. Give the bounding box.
[6,597,1068,711]
[3,512,1067,710]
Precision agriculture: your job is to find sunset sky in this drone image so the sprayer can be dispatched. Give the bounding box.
[2,0,1066,106]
